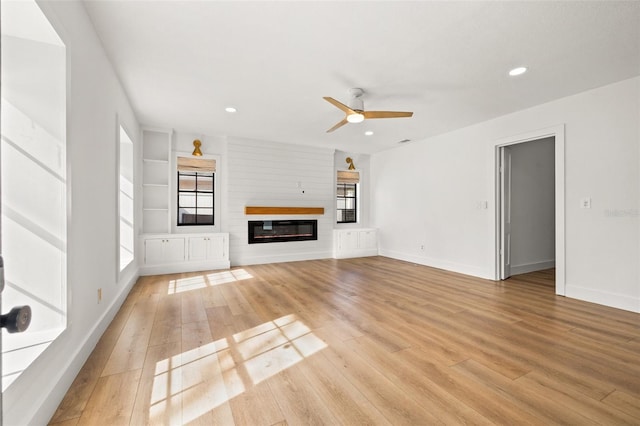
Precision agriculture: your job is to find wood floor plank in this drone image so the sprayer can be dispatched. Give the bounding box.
[130,342,183,426]
[516,371,640,425]
[77,369,142,426]
[101,294,158,377]
[316,330,444,425]
[51,257,640,426]
[295,350,392,425]
[602,390,640,420]
[394,346,545,425]
[452,359,600,425]
[266,364,340,425]
[48,418,79,426]
[345,335,494,425]
[181,290,208,324]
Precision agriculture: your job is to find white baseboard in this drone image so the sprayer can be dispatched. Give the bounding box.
[232,250,333,266]
[334,249,378,259]
[379,249,494,280]
[139,260,230,276]
[566,284,640,313]
[511,260,556,276]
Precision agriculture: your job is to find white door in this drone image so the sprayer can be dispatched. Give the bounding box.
[499,147,512,279]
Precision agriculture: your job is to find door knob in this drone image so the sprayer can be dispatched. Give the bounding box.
[1,305,31,333]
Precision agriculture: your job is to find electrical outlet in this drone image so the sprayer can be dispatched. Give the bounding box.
[581,197,592,209]
[420,244,425,251]
[98,288,102,303]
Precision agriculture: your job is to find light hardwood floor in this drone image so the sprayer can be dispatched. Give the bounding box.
[50,257,640,425]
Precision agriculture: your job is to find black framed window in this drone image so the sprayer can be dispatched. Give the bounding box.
[177,171,214,226]
[336,182,357,223]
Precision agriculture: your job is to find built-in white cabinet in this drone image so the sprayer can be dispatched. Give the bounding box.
[142,129,172,234]
[188,235,226,262]
[144,237,185,265]
[140,233,230,275]
[334,228,378,259]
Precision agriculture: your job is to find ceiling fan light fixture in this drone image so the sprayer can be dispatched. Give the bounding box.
[347,113,365,123]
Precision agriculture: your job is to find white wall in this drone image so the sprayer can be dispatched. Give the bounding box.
[227,137,334,265]
[3,1,141,424]
[509,137,556,274]
[372,76,639,313]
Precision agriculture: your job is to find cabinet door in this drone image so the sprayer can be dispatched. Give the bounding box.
[208,235,225,260]
[144,239,165,264]
[340,231,359,251]
[164,238,186,263]
[358,230,377,250]
[188,237,208,261]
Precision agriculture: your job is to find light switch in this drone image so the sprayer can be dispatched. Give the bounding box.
[581,197,591,209]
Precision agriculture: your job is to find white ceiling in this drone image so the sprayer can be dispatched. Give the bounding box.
[83,1,640,154]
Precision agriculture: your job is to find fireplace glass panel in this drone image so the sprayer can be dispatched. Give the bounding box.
[248,220,318,244]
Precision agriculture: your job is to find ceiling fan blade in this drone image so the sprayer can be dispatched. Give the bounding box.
[363,111,413,119]
[326,118,349,133]
[323,97,355,114]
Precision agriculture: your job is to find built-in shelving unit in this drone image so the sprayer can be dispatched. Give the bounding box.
[142,129,172,233]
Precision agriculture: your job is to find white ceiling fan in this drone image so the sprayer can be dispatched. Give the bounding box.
[323,88,413,133]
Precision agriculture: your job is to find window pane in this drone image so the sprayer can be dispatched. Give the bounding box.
[198,193,213,208]
[179,208,197,224]
[337,199,346,210]
[337,185,345,196]
[197,175,213,192]
[180,207,197,214]
[345,184,356,196]
[345,199,356,209]
[195,208,213,224]
[179,194,196,207]
[179,174,196,190]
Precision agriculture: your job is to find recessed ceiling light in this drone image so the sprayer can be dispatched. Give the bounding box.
[225,106,237,113]
[364,130,374,136]
[508,67,527,76]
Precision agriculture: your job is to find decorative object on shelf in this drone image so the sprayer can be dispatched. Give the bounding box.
[346,157,356,170]
[192,139,203,156]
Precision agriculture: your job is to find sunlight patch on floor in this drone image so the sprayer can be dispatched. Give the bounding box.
[167,269,253,294]
[151,314,327,424]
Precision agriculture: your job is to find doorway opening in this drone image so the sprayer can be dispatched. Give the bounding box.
[495,125,565,296]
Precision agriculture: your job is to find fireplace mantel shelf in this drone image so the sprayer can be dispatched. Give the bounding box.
[245,206,325,215]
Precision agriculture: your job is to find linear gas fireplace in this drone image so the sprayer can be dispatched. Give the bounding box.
[248,220,318,244]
